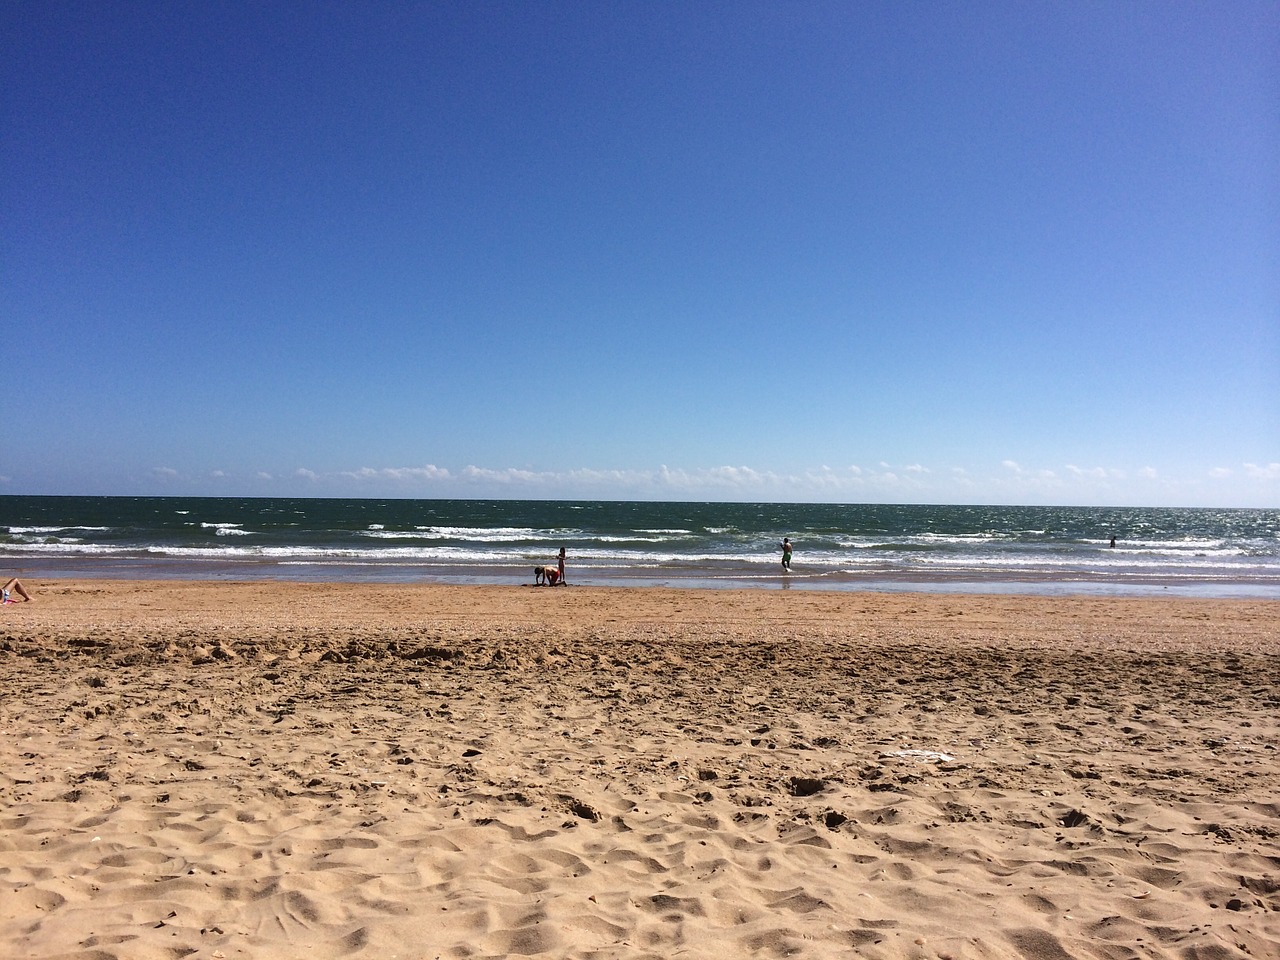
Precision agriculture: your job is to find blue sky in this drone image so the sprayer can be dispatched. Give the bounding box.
[3,1,1277,506]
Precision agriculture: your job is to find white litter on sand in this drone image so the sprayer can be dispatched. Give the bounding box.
[880,749,956,763]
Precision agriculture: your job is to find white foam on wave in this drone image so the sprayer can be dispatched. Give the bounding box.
[128,543,499,562]
[6,525,111,535]
[1110,538,1243,555]
[916,532,1009,543]
[410,526,572,542]
[594,534,686,543]
[0,542,125,556]
[201,522,252,536]
[913,552,1267,573]
[838,534,1006,549]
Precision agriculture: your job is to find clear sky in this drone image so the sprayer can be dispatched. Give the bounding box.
[3,1,1277,506]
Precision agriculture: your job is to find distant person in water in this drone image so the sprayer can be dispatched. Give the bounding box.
[2,578,31,603]
[781,538,793,572]
[558,546,566,585]
[1110,536,1117,548]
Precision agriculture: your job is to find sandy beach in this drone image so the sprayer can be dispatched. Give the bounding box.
[1,579,1277,959]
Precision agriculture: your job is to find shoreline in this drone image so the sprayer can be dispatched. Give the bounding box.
[2,580,1278,958]
[6,558,1279,600]
[5,571,1280,608]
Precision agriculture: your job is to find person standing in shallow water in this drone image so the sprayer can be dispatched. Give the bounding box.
[780,538,792,572]
[558,546,566,585]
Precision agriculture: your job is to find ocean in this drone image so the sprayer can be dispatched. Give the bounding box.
[1,496,1277,598]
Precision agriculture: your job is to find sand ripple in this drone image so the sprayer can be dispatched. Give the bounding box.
[1,581,1277,958]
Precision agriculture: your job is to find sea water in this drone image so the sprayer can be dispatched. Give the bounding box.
[2,496,1277,598]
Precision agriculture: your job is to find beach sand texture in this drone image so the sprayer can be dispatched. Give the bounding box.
[1,581,1277,959]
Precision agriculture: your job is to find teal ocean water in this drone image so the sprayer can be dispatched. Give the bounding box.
[2,496,1277,597]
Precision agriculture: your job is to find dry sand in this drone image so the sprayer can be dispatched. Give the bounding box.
[1,579,1277,960]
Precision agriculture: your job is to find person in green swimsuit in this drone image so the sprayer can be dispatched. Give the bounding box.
[780,538,792,572]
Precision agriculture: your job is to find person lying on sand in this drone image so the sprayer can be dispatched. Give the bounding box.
[2,578,31,603]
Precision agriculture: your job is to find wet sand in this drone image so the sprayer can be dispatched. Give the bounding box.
[1,580,1277,959]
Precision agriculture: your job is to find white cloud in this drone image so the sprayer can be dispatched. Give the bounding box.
[1209,467,1233,479]
[452,463,923,498]
[1066,465,1109,479]
[562,468,637,486]
[172,456,1270,505]
[462,465,547,485]
[388,465,451,481]
[806,466,852,489]
[318,460,1050,501]
[342,465,452,483]
[700,465,775,487]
